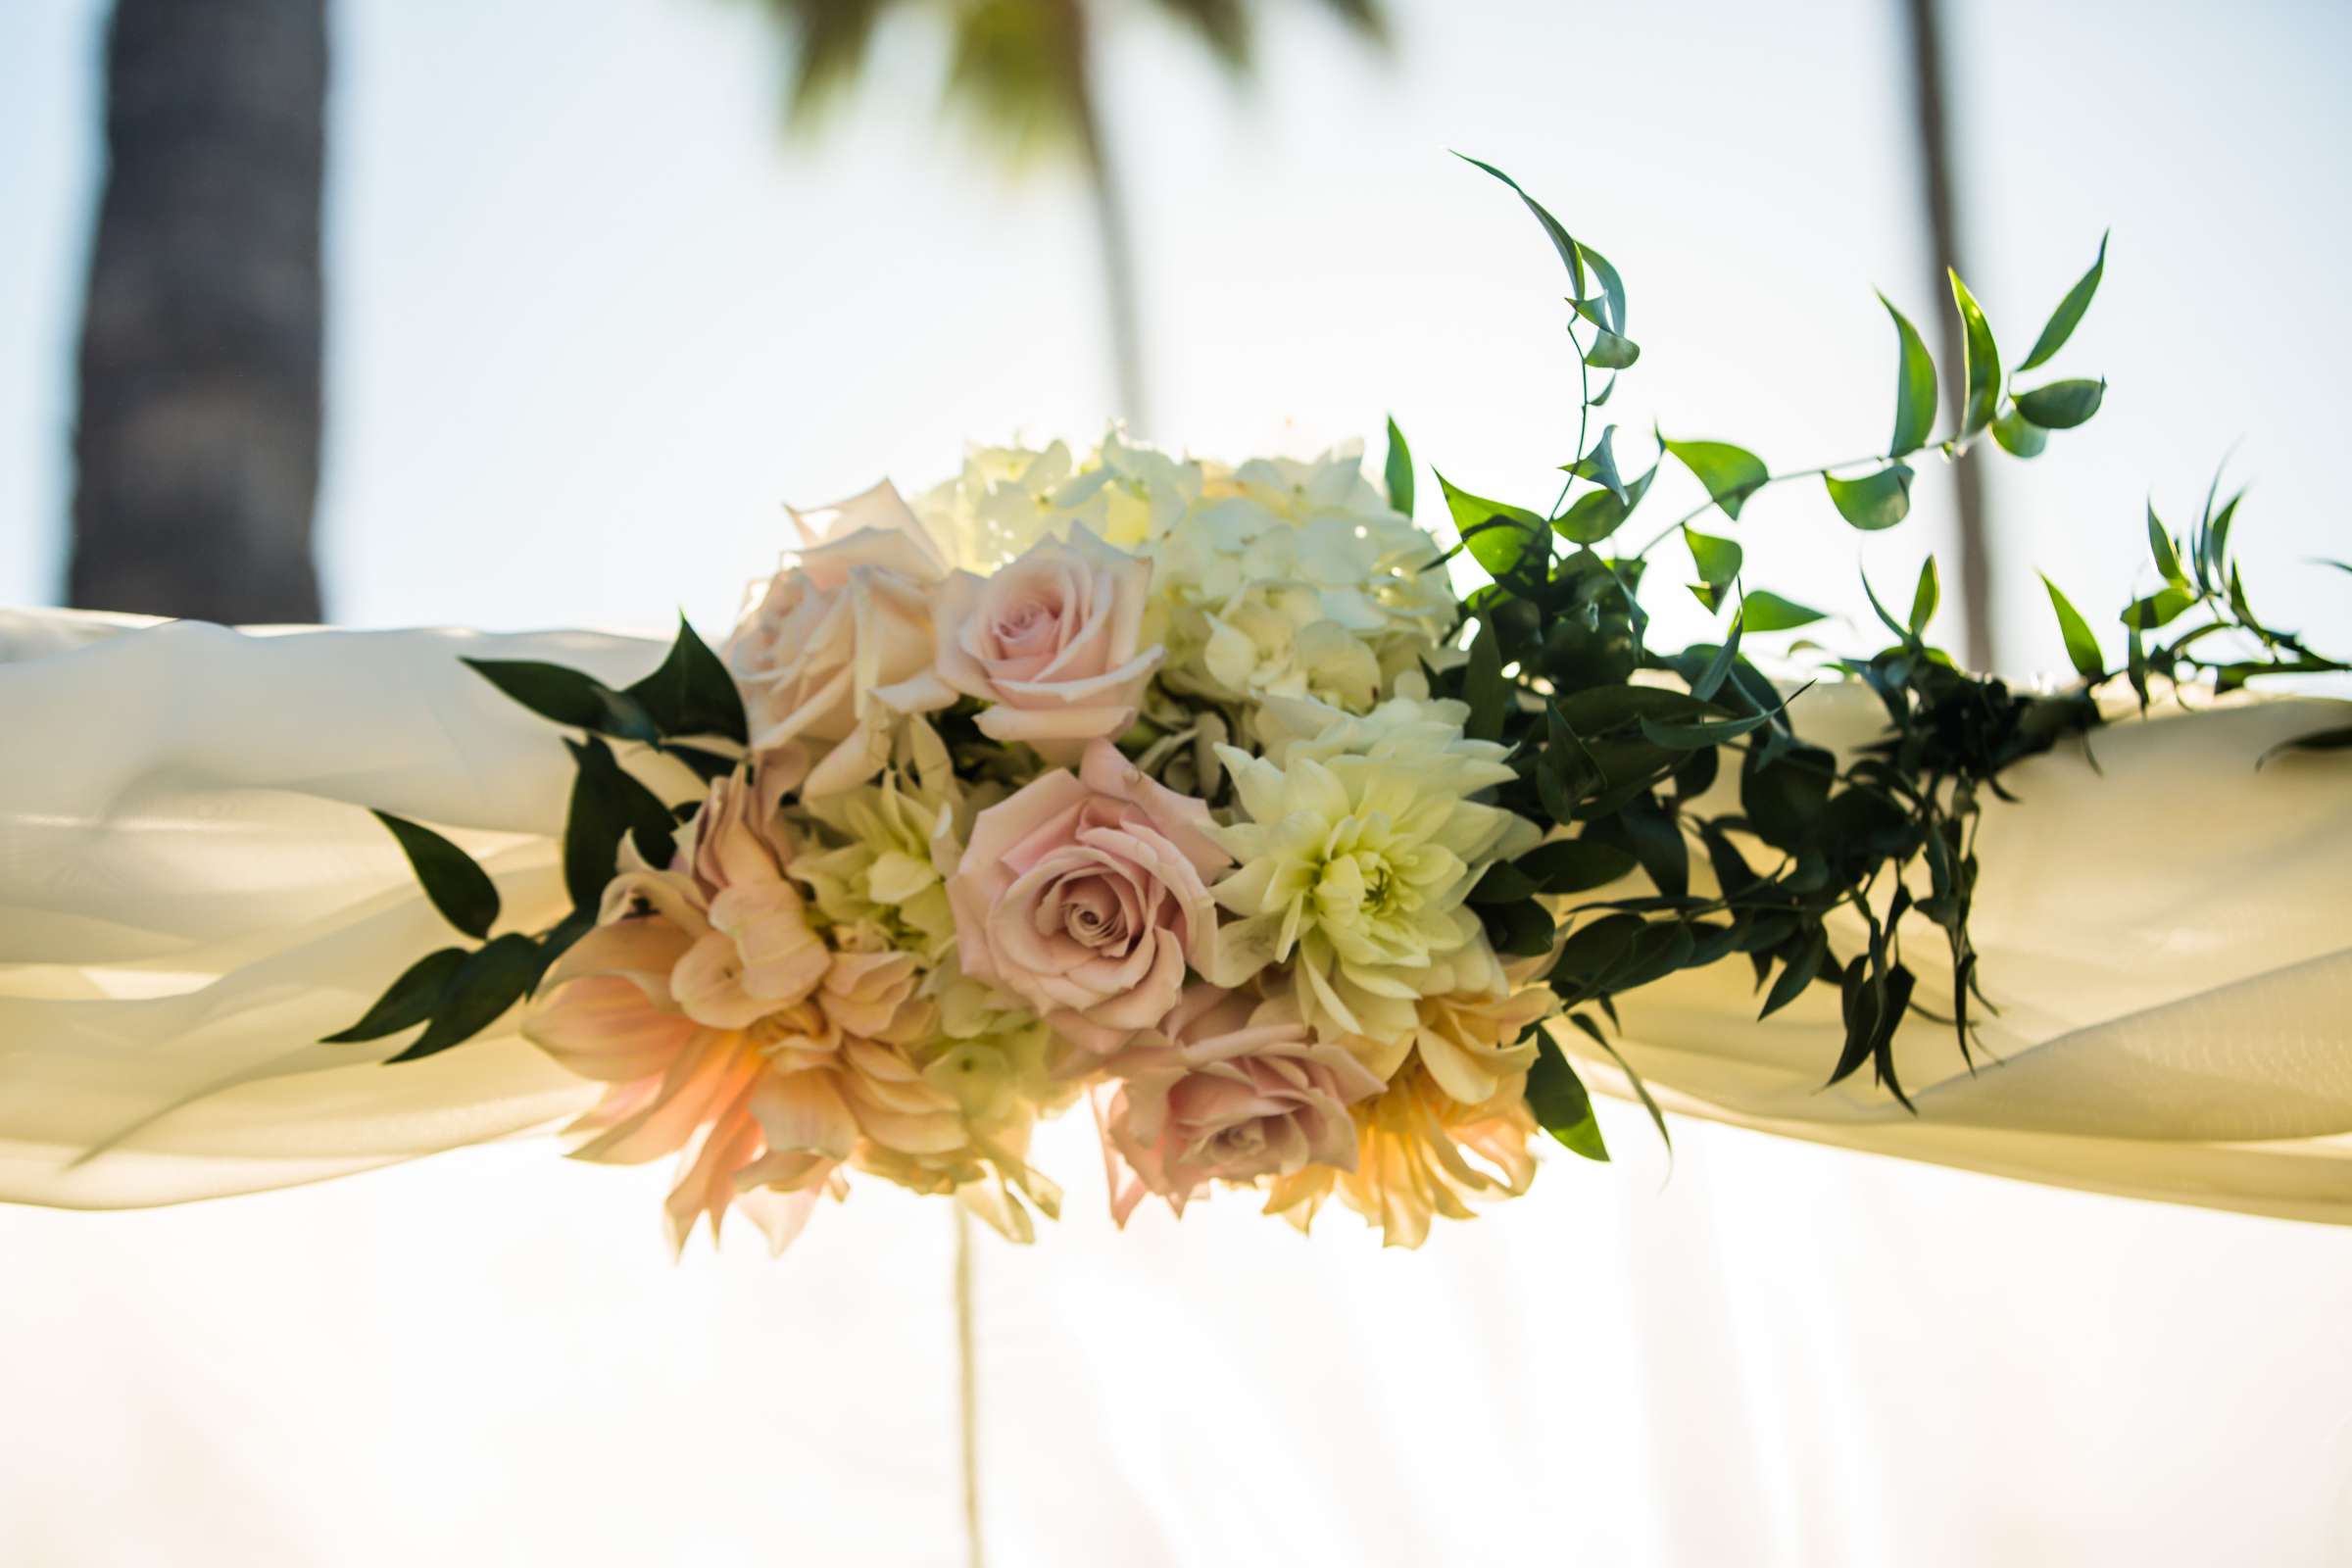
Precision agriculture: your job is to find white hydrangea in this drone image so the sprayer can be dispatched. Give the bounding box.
[909,431,1200,569]
[1205,693,1542,1045]
[1152,446,1456,729]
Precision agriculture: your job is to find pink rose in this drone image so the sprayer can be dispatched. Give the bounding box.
[1101,984,1385,1223]
[947,739,1229,1053]
[725,481,950,797]
[928,526,1162,762]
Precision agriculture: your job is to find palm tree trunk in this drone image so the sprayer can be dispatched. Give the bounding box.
[1061,23,1150,435]
[1898,0,1993,672]
[68,0,327,624]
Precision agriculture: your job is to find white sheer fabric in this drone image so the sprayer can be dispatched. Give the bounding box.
[4,607,2347,1219]
[3,608,2350,1566]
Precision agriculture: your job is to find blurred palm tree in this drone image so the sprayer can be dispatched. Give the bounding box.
[69,0,327,624]
[752,0,1386,433]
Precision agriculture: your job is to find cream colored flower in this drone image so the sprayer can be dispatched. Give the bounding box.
[789,723,965,962]
[1262,1062,1540,1249]
[1150,444,1454,728]
[910,431,1201,568]
[725,480,951,797]
[1206,694,1543,1044]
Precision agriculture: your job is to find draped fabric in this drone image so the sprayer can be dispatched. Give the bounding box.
[2,606,2349,1220]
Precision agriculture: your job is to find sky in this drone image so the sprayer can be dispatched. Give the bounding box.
[3,0,2349,679]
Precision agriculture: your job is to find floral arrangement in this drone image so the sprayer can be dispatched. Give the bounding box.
[330,162,2348,1254]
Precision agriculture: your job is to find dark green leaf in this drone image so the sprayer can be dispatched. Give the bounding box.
[1908,556,1939,635]
[386,933,542,1064]
[1824,463,1913,530]
[1991,409,2048,459]
[2014,378,2105,430]
[1741,743,1835,852]
[1758,927,1828,1019]
[1948,270,2002,437]
[1879,291,1939,455]
[465,659,661,745]
[321,947,468,1044]
[626,616,749,744]
[1458,154,1585,297]
[1526,1041,1608,1160]
[1690,611,1745,705]
[1739,590,1827,632]
[1640,709,1772,750]
[1481,898,1557,957]
[2039,574,2105,681]
[1663,438,1770,521]
[2017,230,2108,372]
[1462,619,1507,744]
[1516,837,1640,894]
[371,810,501,940]
[1554,458,1659,545]
[1384,416,1415,517]
[1469,861,1539,905]
[562,737,677,911]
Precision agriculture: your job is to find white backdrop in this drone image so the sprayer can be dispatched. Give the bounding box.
[4,1111,2350,1566]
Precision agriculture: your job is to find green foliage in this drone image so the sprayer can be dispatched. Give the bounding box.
[1441,159,2340,1147]
[1663,438,1769,521]
[1825,464,1914,530]
[331,621,748,1062]
[1527,1037,1609,1160]
[2017,231,2108,372]
[1384,415,1415,517]
[371,811,501,940]
[1879,292,1939,455]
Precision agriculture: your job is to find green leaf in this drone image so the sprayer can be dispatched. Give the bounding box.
[1824,463,1914,530]
[1584,328,1641,369]
[562,737,678,912]
[1639,708,1773,750]
[1526,1041,1609,1160]
[1879,291,1938,455]
[2014,378,2105,430]
[464,659,660,745]
[1438,470,1545,580]
[1569,1017,1673,1156]
[625,616,749,744]
[2121,587,2196,631]
[385,933,543,1064]
[371,810,501,940]
[1739,590,1827,632]
[1554,459,1659,545]
[321,947,468,1044]
[1948,270,2002,437]
[2148,504,2188,589]
[1578,241,1629,335]
[1758,927,1828,1020]
[2017,230,2108,372]
[1908,556,1940,635]
[1384,416,1415,517]
[1663,438,1770,521]
[1516,837,1640,894]
[2039,573,2104,680]
[1469,861,1539,904]
[1481,898,1557,957]
[1462,619,1507,744]
[1457,153,1585,297]
[1684,527,1742,589]
[1690,611,1745,705]
[1566,424,1630,506]
[1991,409,2048,459]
